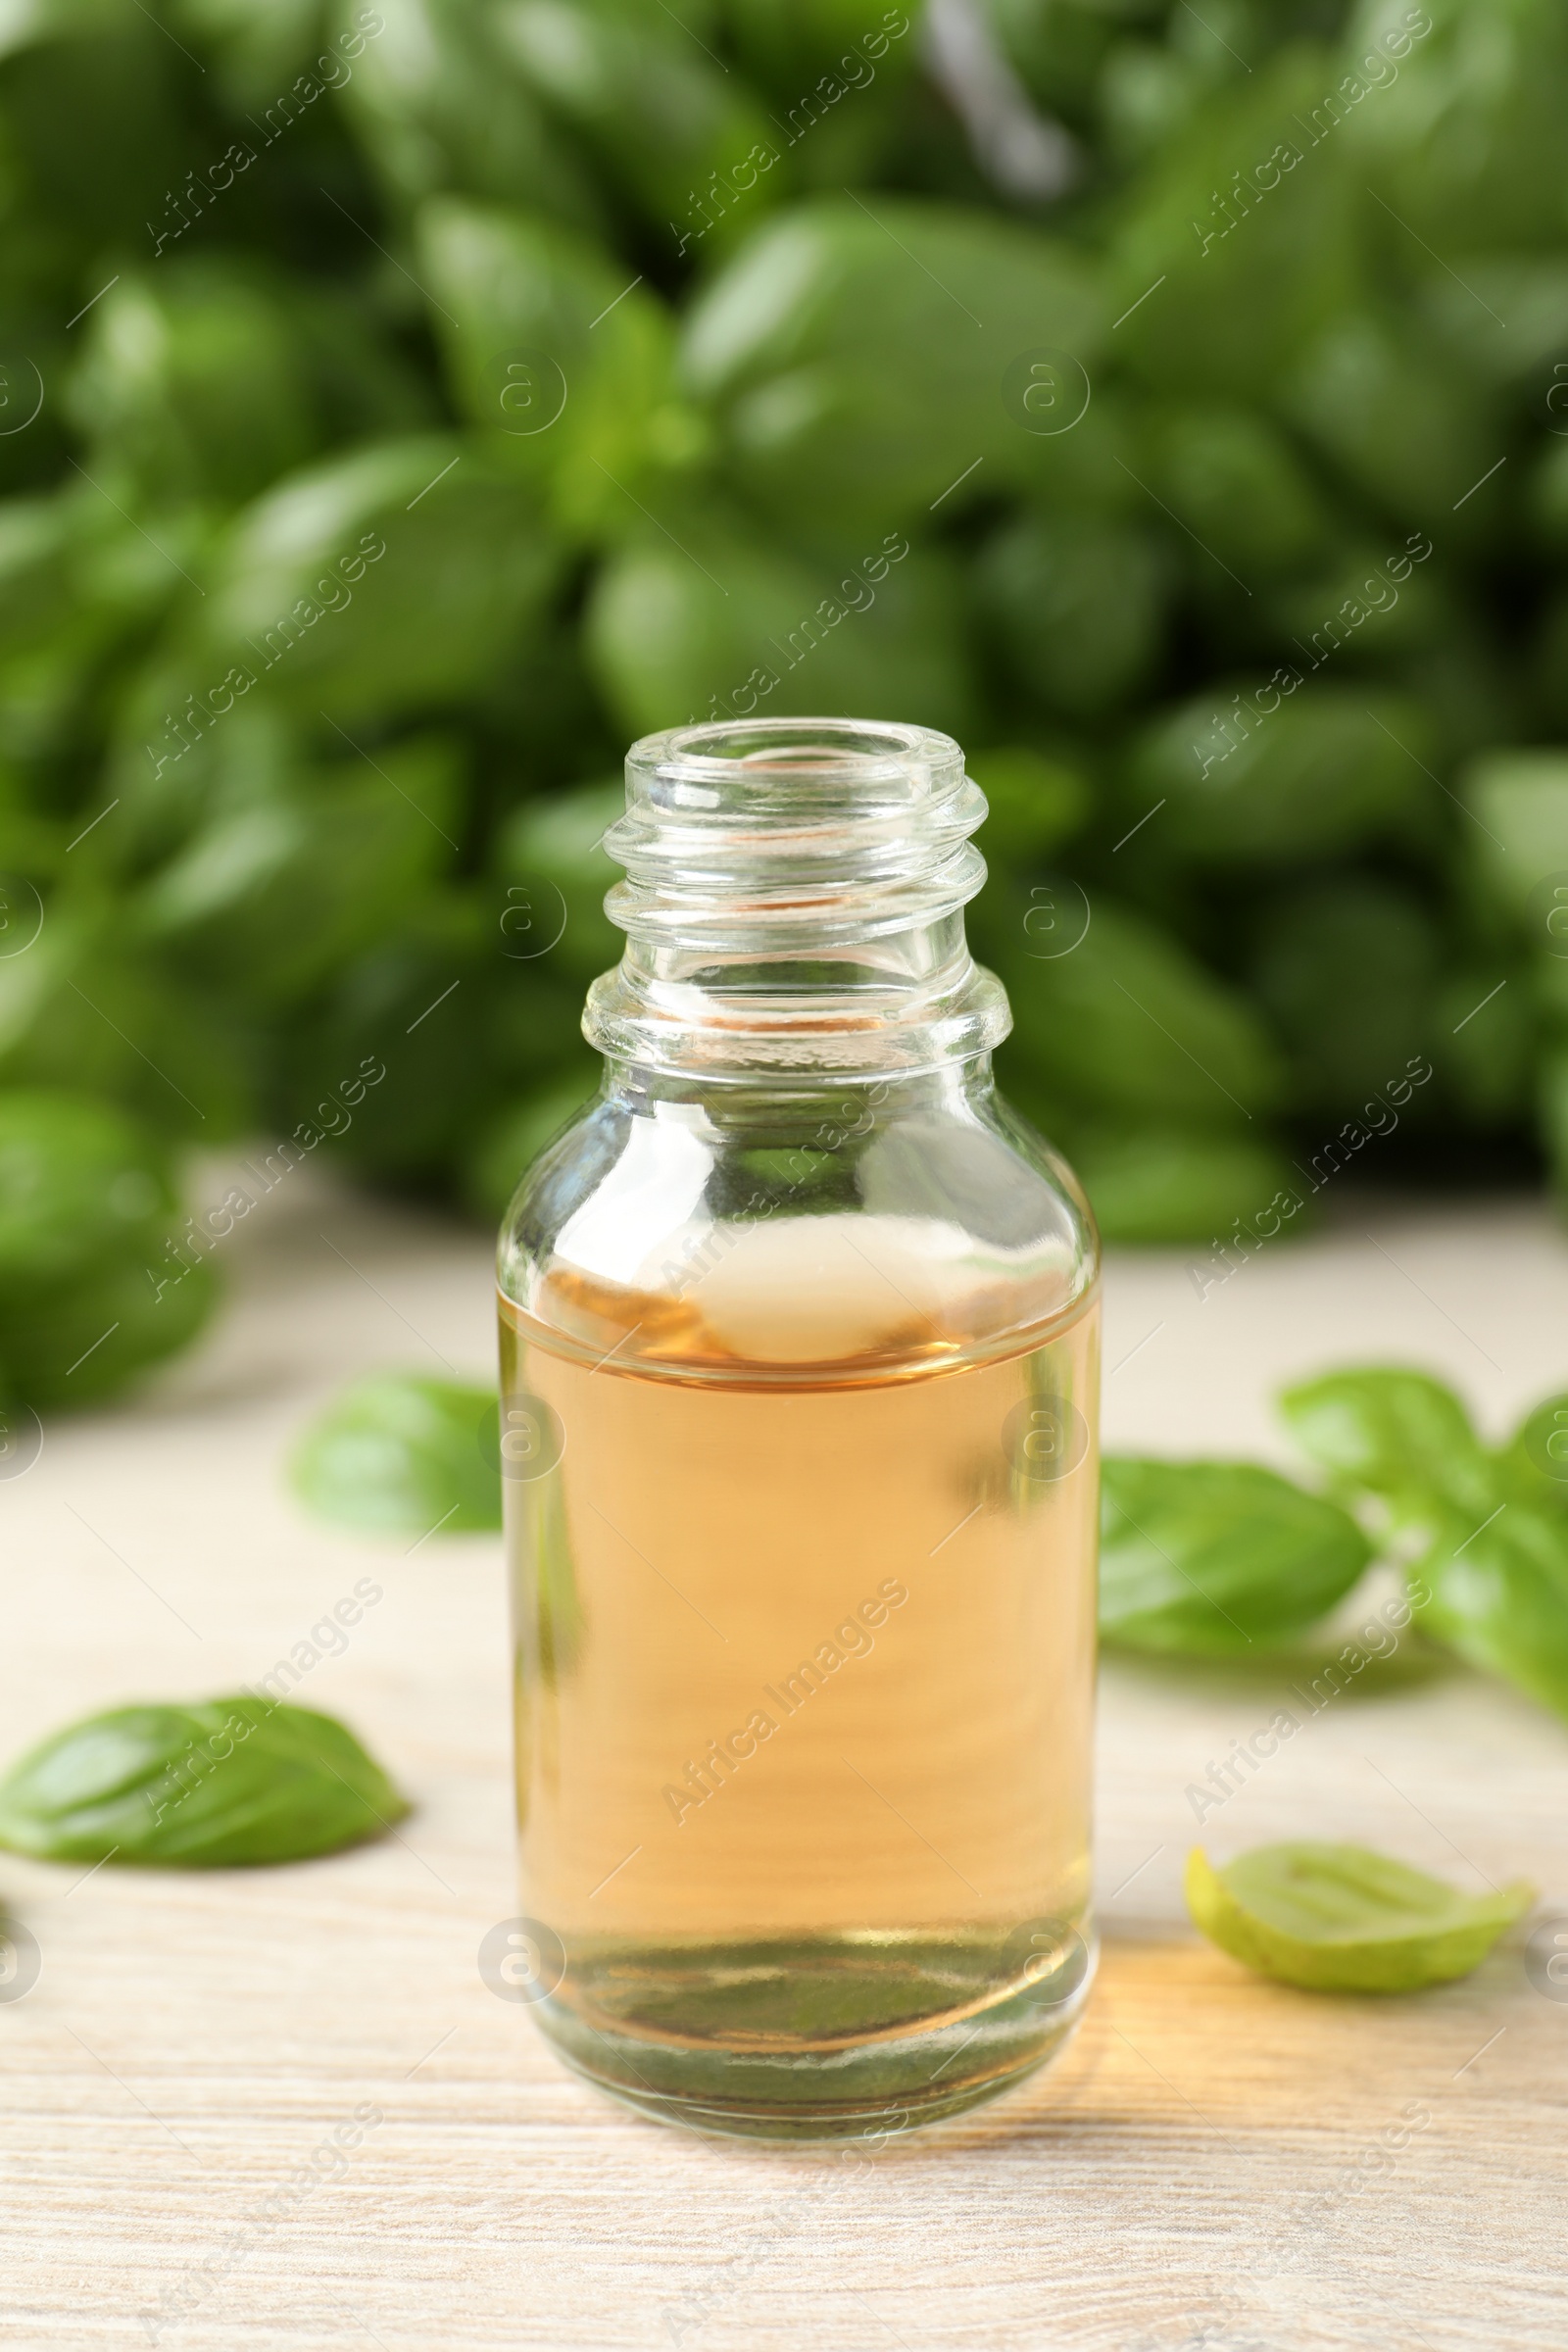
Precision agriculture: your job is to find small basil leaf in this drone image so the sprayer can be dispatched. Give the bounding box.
[1100,1457,1372,1655]
[1186,1842,1534,1993]
[1413,1500,1568,1722]
[0,1698,408,1867]
[1278,1366,1495,1519]
[292,1375,501,1536]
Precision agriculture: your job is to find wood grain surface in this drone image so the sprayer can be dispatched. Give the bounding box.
[3,1168,1567,2352]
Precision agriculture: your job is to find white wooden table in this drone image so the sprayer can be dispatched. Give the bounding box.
[4,1169,1567,2351]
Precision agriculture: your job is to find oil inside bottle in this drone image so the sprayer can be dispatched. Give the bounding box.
[500,1211,1099,2139]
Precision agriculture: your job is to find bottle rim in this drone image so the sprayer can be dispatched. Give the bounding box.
[624,715,966,806]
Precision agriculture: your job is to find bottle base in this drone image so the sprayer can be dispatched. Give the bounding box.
[549,2036,1072,2141]
[527,1932,1096,2143]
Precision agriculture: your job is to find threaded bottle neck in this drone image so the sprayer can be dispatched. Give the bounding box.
[582,717,1011,1079]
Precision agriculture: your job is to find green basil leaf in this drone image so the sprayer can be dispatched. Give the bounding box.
[138,735,461,1011]
[585,523,977,741]
[1186,1842,1534,1993]
[417,199,681,538]
[1111,52,1360,405]
[1278,1366,1496,1520]
[0,1237,216,1411]
[341,0,609,234]
[990,894,1285,1132]
[1126,688,1430,868]
[967,748,1089,868]
[65,265,318,509]
[1282,314,1494,533]
[1246,879,1443,1117]
[1053,1125,1300,1250]
[1495,1392,1568,1517]
[499,0,777,239]
[0,1088,180,1285]
[1459,749,1568,933]
[285,898,515,1187]
[0,1698,408,1867]
[0,919,259,1143]
[1100,1458,1372,1655]
[167,437,563,728]
[292,1374,502,1536]
[679,198,1104,531]
[1413,1499,1568,1722]
[974,514,1167,720]
[493,777,624,983]
[0,1089,219,1406]
[1145,405,1334,581]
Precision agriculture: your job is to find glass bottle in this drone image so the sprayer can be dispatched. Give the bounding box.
[497,716,1100,2140]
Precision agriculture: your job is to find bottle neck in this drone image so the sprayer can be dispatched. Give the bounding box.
[594,1052,1001,1129]
[582,717,1011,1082]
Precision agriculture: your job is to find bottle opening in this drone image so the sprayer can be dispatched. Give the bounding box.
[623,716,967,819]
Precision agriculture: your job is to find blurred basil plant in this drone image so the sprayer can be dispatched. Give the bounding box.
[2,0,1568,1401]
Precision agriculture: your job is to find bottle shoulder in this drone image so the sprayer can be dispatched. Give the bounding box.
[497,1077,1098,1384]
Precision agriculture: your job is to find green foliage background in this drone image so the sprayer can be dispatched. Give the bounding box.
[4,0,1568,1401]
